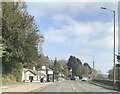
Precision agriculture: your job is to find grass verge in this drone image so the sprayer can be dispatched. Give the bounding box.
[88,80,119,91]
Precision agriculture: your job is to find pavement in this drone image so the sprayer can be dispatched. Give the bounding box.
[1,82,53,92]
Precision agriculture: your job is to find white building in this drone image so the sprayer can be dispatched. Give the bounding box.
[22,66,54,82]
[22,67,46,82]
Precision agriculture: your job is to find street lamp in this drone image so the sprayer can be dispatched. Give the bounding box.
[101,7,116,87]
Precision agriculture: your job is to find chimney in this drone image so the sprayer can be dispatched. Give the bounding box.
[42,66,46,70]
[33,67,36,71]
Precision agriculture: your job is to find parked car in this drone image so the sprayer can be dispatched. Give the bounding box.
[81,77,88,81]
[58,77,65,81]
[71,77,76,80]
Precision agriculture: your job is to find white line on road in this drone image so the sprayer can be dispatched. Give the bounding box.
[71,83,73,87]
[72,86,76,91]
[71,83,76,91]
[71,83,79,94]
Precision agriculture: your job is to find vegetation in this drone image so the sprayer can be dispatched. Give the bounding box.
[67,55,92,78]
[0,2,70,82]
[52,59,68,79]
[108,64,120,81]
[2,2,44,83]
[81,63,91,77]
[24,55,50,70]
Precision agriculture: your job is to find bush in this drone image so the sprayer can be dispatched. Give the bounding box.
[2,74,16,85]
[3,61,23,83]
[11,62,23,82]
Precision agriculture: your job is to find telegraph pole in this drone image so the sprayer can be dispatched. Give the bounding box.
[93,61,95,70]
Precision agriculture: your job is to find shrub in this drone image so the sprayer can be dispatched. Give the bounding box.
[11,62,23,82]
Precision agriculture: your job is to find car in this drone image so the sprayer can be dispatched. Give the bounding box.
[58,77,65,81]
[81,77,88,81]
[71,77,76,80]
[75,76,79,80]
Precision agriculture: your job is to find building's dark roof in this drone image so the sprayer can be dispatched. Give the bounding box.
[24,68,46,76]
[32,70,46,76]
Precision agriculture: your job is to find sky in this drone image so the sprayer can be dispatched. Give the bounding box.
[26,1,118,74]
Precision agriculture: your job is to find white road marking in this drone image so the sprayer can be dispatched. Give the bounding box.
[72,86,76,91]
[71,83,76,91]
[71,83,73,87]
[71,83,80,94]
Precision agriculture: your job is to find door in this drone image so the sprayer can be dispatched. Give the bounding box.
[29,76,33,82]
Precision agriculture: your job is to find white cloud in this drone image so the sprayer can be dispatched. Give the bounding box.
[44,28,67,42]
[44,16,117,50]
[27,2,118,20]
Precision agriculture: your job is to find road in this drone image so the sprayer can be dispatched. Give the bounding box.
[32,80,119,93]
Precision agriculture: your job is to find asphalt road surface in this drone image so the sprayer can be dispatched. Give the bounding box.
[32,80,119,94]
